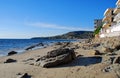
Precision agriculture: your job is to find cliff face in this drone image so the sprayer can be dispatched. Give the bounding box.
[32,31,94,39]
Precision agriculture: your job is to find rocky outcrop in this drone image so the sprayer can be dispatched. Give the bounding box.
[8,51,17,56]
[92,37,120,52]
[4,58,17,63]
[35,48,76,68]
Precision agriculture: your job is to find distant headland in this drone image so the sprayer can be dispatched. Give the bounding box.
[31,31,94,39]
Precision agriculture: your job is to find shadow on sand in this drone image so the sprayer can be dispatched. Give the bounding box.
[54,56,102,68]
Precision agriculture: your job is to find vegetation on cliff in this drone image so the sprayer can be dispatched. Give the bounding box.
[94,26,102,35]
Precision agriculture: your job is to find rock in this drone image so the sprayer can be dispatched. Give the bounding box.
[55,42,62,45]
[25,43,44,50]
[25,45,35,50]
[59,42,71,49]
[94,50,101,55]
[88,50,101,55]
[107,53,117,56]
[102,56,115,64]
[74,45,79,49]
[36,42,44,46]
[20,73,30,78]
[4,58,17,63]
[82,44,95,50]
[36,48,76,68]
[101,47,113,53]
[47,48,75,58]
[26,58,34,61]
[23,58,35,62]
[102,64,120,75]
[101,47,106,52]
[113,56,120,64]
[114,45,120,50]
[8,51,17,56]
[115,50,120,55]
[93,43,100,48]
[43,46,47,48]
[17,73,31,78]
[103,66,113,72]
[40,53,73,67]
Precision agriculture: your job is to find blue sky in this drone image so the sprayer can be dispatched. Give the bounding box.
[0,0,117,38]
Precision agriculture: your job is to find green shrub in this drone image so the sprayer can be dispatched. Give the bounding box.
[94,26,102,35]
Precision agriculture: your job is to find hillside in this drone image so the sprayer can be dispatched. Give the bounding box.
[32,31,94,39]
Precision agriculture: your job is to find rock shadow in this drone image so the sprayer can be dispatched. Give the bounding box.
[54,56,102,68]
[71,56,102,66]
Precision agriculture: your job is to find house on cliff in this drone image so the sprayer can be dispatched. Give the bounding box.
[99,0,120,38]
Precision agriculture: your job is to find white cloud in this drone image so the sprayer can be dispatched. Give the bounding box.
[26,22,93,31]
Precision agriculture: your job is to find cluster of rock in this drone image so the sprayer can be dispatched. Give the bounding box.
[35,48,76,68]
[83,37,120,75]
[92,37,120,51]
[77,37,120,55]
[5,42,76,68]
[7,42,45,56]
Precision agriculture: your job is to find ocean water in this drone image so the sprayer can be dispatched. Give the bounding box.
[0,39,76,56]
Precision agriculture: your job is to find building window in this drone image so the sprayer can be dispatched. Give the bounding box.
[112,17,114,22]
[111,10,114,15]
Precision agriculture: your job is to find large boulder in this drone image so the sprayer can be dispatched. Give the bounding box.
[8,51,17,56]
[35,48,76,68]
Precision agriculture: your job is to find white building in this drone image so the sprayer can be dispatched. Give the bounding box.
[99,0,120,38]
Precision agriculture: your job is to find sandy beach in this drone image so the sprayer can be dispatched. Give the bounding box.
[0,0,120,78]
[0,38,119,78]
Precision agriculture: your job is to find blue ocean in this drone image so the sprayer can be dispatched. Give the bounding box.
[0,39,76,56]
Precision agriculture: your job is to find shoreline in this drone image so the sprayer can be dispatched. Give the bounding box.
[0,39,79,57]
